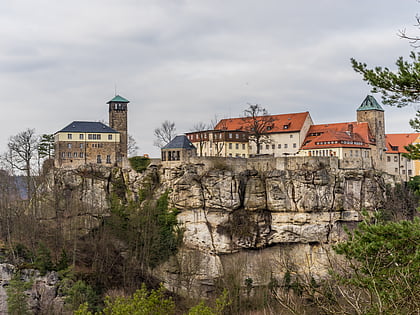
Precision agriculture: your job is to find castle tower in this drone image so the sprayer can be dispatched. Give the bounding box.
[108,95,129,162]
[356,95,386,170]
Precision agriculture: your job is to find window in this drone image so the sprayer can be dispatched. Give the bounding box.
[387,156,391,162]
[395,168,398,173]
[97,134,101,140]
[229,143,232,149]
[290,134,293,138]
[67,134,72,139]
[108,134,112,140]
[408,170,413,176]
[278,144,281,149]
[88,134,93,140]
[235,143,239,149]
[67,152,72,158]
[283,125,289,129]
[355,150,359,157]
[106,155,111,164]
[272,144,275,149]
[79,134,84,140]
[284,144,288,149]
[74,152,78,157]
[79,143,83,149]
[350,150,353,157]
[229,133,232,139]
[97,155,102,163]
[235,134,239,139]
[61,152,65,158]
[266,145,269,150]
[242,144,246,150]
[229,153,232,157]
[67,143,72,149]
[293,143,296,148]
[80,152,84,158]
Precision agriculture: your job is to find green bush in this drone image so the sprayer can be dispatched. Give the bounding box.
[333,218,420,314]
[129,156,151,173]
[6,274,32,315]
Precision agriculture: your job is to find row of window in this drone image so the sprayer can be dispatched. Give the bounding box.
[387,155,409,163]
[258,143,297,150]
[162,151,181,161]
[315,140,364,146]
[228,143,247,150]
[66,143,105,149]
[67,133,113,140]
[61,151,112,163]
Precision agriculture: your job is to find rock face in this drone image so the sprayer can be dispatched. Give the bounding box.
[32,157,394,298]
[154,156,393,296]
[0,264,63,314]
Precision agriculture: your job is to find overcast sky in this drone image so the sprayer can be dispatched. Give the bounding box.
[0,0,418,157]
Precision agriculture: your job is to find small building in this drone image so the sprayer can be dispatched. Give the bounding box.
[214,111,313,156]
[55,95,130,168]
[385,133,420,180]
[186,130,249,158]
[161,135,196,163]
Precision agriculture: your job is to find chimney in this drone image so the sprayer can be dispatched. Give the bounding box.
[348,123,353,134]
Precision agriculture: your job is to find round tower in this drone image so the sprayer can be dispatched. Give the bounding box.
[108,95,129,162]
[356,95,385,170]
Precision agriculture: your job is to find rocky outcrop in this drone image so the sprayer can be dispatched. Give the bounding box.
[0,264,63,314]
[153,157,393,296]
[32,156,395,298]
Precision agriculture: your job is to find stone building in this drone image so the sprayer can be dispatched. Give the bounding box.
[55,95,129,168]
[356,95,386,170]
[161,135,196,164]
[298,95,385,171]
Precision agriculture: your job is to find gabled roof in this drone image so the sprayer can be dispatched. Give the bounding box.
[214,112,311,133]
[357,95,384,112]
[107,95,130,104]
[385,133,420,154]
[162,135,196,150]
[301,122,373,150]
[56,121,119,134]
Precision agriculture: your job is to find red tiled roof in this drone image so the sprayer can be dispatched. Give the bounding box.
[385,133,420,154]
[214,112,310,133]
[301,122,373,150]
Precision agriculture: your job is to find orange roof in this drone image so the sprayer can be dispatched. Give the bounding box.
[385,133,420,154]
[215,112,310,133]
[301,122,373,150]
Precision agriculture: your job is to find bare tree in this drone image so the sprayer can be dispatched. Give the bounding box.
[398,14,420,47]
[5,129,39,199]
[128,134,139,157]
[190,122,209,156]
[242,104,274,154]
[153,120,176,148]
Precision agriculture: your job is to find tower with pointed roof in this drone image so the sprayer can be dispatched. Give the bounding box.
[108,95,129,162]
[357,95,386,169]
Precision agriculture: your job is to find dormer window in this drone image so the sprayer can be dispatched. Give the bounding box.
[283,124,289,129]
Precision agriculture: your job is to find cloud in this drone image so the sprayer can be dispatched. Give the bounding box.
[0,0,418,158]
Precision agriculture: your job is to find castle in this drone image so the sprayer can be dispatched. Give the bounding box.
[53,94,419,180]
[54,95,129,168]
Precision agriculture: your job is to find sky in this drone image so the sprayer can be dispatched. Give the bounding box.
[0,0,419,158]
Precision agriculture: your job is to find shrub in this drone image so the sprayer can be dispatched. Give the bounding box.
[129,156,151,173]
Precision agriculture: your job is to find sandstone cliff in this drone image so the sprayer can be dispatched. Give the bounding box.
[28,156,394,298]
